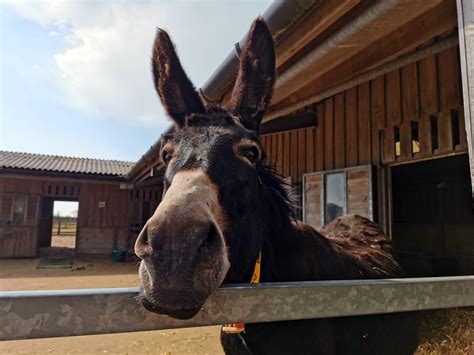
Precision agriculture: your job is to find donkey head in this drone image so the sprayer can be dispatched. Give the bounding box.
[135,19,276,319]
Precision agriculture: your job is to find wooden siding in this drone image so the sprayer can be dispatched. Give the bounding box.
[261,48,466,218]
[347,169,372,218]
[0,227,37,258]
[127,185,163,250]
[303,174,323,229]
[0,176,132,257]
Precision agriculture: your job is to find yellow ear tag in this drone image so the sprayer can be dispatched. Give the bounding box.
[223,252,261,334]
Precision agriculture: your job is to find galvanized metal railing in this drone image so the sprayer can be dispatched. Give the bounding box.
[1,276,473,341]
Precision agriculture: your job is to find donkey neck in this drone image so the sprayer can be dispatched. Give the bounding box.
[259,218,350,283]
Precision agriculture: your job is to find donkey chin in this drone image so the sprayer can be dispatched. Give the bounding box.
[137,253,230,320]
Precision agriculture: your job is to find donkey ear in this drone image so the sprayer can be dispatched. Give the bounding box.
[152,29,206,127]
[230,18,275,133]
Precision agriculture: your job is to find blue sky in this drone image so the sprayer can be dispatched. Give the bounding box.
[0,1,271,162]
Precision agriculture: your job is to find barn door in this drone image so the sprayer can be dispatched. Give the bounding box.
[303,165,374,230]
[38,197,54,248]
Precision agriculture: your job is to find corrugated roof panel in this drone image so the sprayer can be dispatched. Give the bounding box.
[0,151,134,177]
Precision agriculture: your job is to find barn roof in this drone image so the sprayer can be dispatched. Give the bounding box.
[0,151,134,177]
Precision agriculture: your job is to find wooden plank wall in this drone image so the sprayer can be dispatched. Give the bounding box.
[77,183,129,229]
[0,176,132,256]
[261,47,467,217]
[76,182,131,254]
[0,177,48,257]
[127,185,163,249]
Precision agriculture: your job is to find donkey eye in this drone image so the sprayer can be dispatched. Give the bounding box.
[241,146,261,164]
[161,149,173,164]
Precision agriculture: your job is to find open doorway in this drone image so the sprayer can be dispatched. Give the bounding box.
[38,198,79,257]
[391,154,474,276]
[51,201,78,249]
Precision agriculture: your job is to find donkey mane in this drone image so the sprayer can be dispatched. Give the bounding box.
[257,159,295,222]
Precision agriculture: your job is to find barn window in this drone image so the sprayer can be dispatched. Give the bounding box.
[303,166,373,229]
[394,126,401,157]
[451,109,460,147]
[411,122,420,155]
[12,196,26,225]
[324,173,346,224]
[430,115,439,152]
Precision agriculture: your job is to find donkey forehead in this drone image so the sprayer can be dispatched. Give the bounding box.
[174,113,260,147]
[185,109,243,128]
[165,122,258,174]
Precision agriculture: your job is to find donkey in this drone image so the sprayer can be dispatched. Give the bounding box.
[135,18,420,355]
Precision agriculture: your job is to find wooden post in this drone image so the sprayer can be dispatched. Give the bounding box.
[457,0,474,198]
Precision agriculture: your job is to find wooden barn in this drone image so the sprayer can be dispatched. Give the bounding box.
[1,0,473,278]
[0,152,162,257]
[128,0,474,276]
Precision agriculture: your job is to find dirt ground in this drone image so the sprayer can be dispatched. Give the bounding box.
[0,256,471,354]
[0,256,223,355]
[51,223,77,249]
[51,235,76,249]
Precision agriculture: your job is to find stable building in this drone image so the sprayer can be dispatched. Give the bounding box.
[0,151,163,257]
[0,152,147,257]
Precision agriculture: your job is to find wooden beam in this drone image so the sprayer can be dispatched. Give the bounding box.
[132,157,163,184]
[271,0,456,111]
[457,0,474,198]
[271,0,444,105]
[264,34,458,122]
[275,0,360,68]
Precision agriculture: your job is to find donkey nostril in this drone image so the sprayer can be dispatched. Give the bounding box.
[198,224,220,253]
[134,224,152,259]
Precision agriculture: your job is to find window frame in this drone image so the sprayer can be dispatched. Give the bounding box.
[0,193,40,226]
[303,165,374,228]
[323,171,348,224]
[12,195,27,226]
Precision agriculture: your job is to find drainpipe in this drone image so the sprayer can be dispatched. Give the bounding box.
[200,0,321,103]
